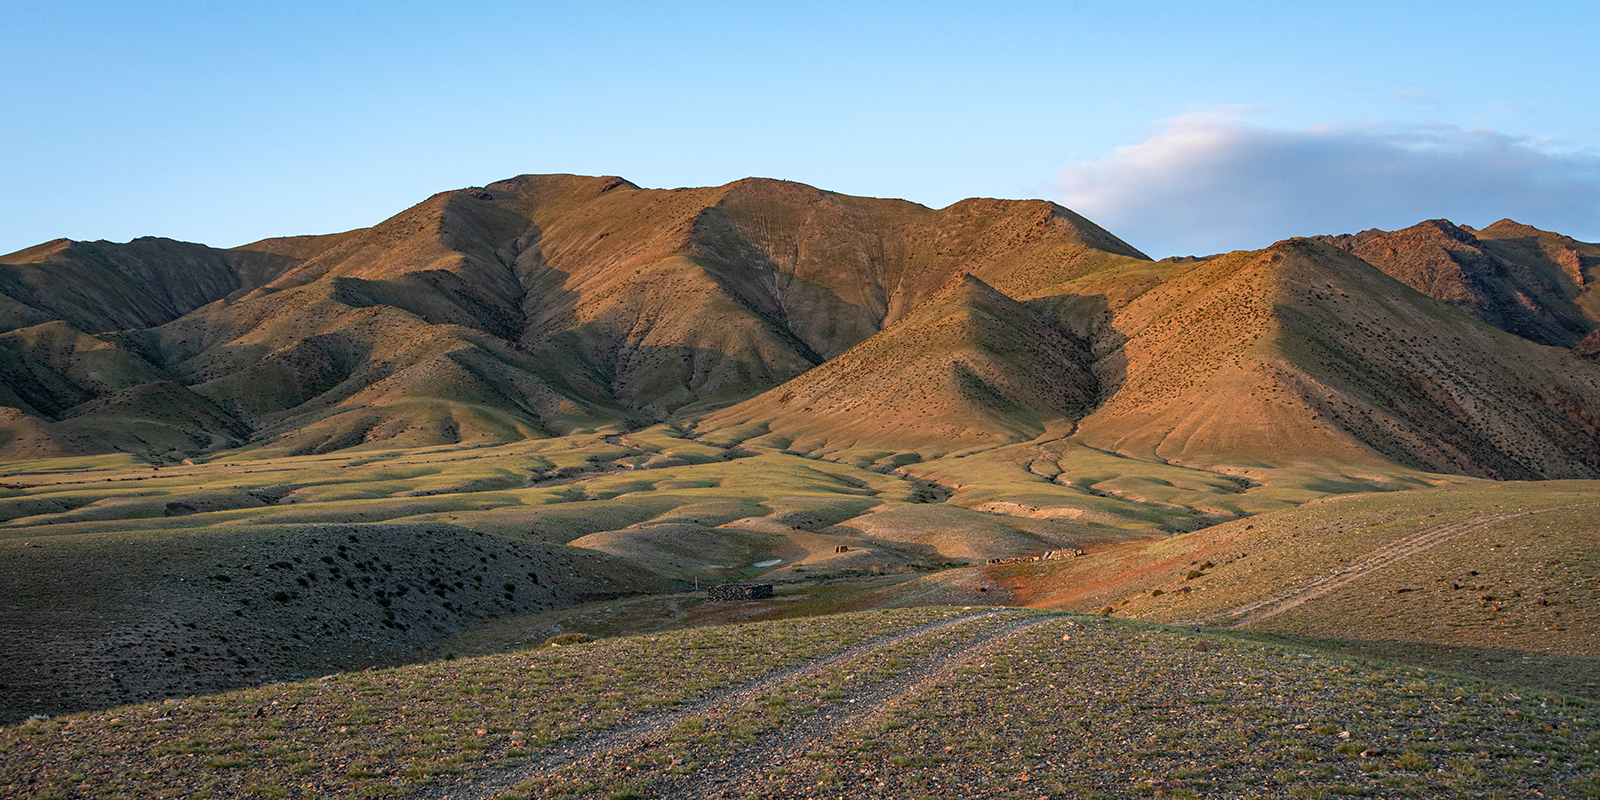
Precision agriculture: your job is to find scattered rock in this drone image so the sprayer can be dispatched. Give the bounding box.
[707,583,775,601]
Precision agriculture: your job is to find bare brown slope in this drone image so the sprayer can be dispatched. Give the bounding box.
[700,273,1098,456]
[1473,218,1600,333]
[510,177,1147,346]
[234,228,369,263]
[1076,238,1600,479]
[1576,328,1600,361]
[510,176,1146,416]
[164,175,1150,440]
[0,237,300,334]
[1314,219,1598,346]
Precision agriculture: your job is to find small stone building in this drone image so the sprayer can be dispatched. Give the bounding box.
[707,583,774,601]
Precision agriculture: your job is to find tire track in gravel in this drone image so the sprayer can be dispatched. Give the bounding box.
[651,612,1057,800]
[1183,504,1596,628]
[414,611,991,800]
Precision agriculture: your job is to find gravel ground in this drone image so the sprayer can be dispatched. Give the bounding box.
[415,611,996,799]
[3,609,1595,799]
[0,607,974,799]
[497,617,1598,800]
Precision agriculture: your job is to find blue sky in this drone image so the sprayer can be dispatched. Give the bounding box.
[3,0,1597,258]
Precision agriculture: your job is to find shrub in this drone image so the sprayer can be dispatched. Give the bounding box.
[1396,751,1429,771]
[544,633,593,648]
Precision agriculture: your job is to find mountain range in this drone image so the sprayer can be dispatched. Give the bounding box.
[3,174,1598,482]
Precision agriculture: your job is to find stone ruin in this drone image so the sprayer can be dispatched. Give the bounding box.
[986,548,1085,566]
[707,583,775,601]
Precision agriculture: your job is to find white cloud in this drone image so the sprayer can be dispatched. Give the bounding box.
[1054,112,1600,258]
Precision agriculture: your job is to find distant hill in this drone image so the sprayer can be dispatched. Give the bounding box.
[1312,218,1600,347]
[1073,238,1600,479]
[0,237,299,334]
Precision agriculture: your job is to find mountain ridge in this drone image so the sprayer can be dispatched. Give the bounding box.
[1,174,1597,482]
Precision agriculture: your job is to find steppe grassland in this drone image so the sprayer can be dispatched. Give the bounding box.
[841,620,1598,800]
[8,610,1590,800]
[1074,480,1600,631]
[0,608,976,800]
[993,480,1600,698]
[7,422,1600,780]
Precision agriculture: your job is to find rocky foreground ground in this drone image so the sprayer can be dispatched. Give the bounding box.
[3,607,1596,799]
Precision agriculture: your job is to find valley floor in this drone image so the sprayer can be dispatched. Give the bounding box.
[3,430,1599,799]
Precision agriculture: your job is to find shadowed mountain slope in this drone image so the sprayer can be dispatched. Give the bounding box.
[1075,238,1600,479]
[1313,219,1600,347]
[0,321,248,459]
[0,237,300,335]
[699,273,1098,455]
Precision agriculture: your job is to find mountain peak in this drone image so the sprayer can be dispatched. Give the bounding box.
[934,270,996,295]
[1412,218,1479,244]
[1480,218,1544,237]
[0,238,74,264]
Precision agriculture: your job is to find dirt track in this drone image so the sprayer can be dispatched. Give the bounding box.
[651,614,1053,799]
[415,610,1042,800]
[1182,505,1592,628]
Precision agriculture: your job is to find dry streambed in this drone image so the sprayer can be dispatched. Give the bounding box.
[3,609,1596,800]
